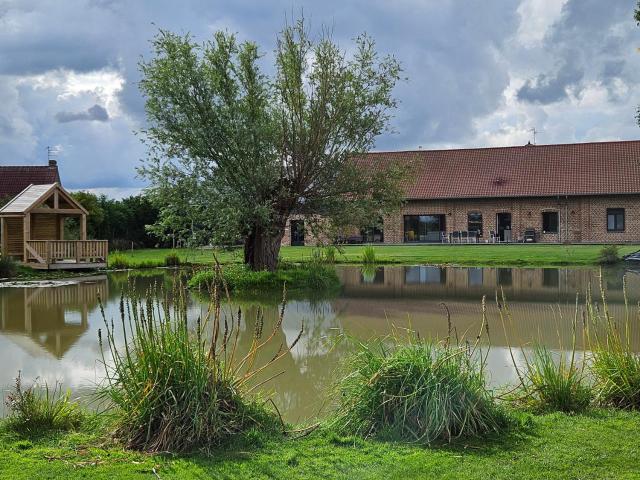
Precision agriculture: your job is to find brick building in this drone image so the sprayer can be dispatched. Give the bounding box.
[283,140,640,245]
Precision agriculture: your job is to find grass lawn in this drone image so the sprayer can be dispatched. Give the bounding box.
[110,243,640,268]
[1,410,638,479]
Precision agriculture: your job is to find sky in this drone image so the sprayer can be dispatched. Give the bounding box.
[1,0,639,198]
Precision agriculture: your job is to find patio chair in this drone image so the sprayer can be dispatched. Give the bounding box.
[441,231,449,243]
[524,229,536,243]
[451,231,460,243]
[490,230,498,243]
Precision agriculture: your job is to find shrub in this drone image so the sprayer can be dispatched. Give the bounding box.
[331,333,508,444]
[164,252,181,267]
[4,373,83,435]
[98,278,299,452]
[188,264,340,295]
[513,345,592,413]
[362,245,376,264]
[598,245,620,264]
[108,253,130,269]
[0,254,17,278]
[588,277,640,409]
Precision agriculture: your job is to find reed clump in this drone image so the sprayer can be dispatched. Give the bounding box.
[331,320,509,444]
[4,372,83,435]
[361,245,376,264]
[587,276,640,409]
[98,272,301,453]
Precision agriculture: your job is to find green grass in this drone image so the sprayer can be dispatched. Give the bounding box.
[1,410,639,479]
[109,244,640,268]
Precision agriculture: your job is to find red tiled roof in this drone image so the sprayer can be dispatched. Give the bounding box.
[0,163,61,200]
[358,140,640,200]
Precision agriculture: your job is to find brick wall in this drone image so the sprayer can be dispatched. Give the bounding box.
[283,195,640,245]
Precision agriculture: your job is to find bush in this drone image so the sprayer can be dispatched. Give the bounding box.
[362,245,376,264]
[4,373,83,435]
[188,263,340,295]
[598,245,620,264]
[98,278,298,452]
[331,333,508,444]
[513,345,592,413]
[0,254,17,278]
[108,253,131,269]
[164,252,181,267]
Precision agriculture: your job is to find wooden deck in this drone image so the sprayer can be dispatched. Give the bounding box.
[24,240,108,270]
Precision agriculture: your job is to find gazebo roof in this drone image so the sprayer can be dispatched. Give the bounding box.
[0,183,87,215]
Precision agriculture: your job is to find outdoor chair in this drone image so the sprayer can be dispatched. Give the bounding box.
[441,232,448,243]
[524,229,536,243]
[490,230,498,243]
[451,231,460,243]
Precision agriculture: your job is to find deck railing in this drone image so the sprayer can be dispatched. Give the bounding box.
[25,240,108,265]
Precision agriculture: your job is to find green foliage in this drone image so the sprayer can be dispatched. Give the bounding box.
[108,253,131,269]
[332,333,508,444]
[138,17,407,270]
[70,191,161,248]
[188,263,340,294]
[513,345,592,413]
[164,252,181,266]
[4,373,83,435]
[323,245,337,264]
[0,254,17,278]
[361,245,376,264]
[98,279,296,453]
[598,245,620,265]
[588,278,640,409]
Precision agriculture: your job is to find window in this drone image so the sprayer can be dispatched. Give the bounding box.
[543,269,560,288]
[467,212,483,238]
[607,208,625,232]
[404,215,446,242]
[497,268,513,287]
[468,267,483,287]
[542,211,559,234]
[404,266,447,284]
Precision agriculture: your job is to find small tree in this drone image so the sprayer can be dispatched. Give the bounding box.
[139,18,408,271]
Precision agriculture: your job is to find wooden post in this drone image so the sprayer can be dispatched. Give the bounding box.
[58,215,65,240]
[0,217,6,256]
[22,213,30,263]
[80,214,87,240]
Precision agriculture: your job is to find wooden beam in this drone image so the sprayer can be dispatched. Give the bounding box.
[58,216,65,240]
[53,190,59,209]
[31,208,83,215]
[25,243,45,264]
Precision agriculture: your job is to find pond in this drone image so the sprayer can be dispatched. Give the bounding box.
[1,265,639,423]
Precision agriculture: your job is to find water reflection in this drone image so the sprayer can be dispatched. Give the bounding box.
[0,265,638,423]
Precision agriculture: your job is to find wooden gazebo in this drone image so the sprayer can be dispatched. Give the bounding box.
[0,183,108,269]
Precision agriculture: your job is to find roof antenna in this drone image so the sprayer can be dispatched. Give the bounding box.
[528,127,539,145]
[46,146,60,166]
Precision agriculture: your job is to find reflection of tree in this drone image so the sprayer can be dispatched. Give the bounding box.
[0,278,108,358]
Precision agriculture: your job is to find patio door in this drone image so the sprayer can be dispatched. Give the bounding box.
[496,213,512,242]
[290,220,305,246]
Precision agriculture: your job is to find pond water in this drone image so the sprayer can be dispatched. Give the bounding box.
[1,265,639,423]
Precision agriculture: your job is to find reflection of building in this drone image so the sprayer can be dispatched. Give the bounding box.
[337,265,640,304]
[0,277,107,358]
[332,266,640,350]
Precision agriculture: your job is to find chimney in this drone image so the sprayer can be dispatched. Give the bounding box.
[49,159,57,167]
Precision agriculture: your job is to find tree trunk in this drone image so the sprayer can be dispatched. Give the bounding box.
[243,224,285,272]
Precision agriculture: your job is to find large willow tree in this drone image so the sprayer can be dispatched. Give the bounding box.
[139,19,407,271]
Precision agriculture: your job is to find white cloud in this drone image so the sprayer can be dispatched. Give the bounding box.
[516,0,568,46]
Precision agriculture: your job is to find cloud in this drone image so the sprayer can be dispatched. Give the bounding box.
[55,104,109,123]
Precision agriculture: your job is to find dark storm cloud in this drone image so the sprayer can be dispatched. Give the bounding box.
[55,104,109,123]
[516,0,635,105]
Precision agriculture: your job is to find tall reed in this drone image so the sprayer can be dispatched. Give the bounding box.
[98,269,302,452]
[587,274,640,409]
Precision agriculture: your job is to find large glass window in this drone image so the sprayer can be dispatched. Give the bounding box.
[467,212,483,238]
[607,208,625,232]
[404,215,446,242]
[404,266,447,284]
[542,211,559,234]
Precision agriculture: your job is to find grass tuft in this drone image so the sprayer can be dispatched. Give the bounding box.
[331,330,508,444]
[164,252,181,266]
[97,273,300,453]
[4,373,83,435]
[361,245,376,264]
